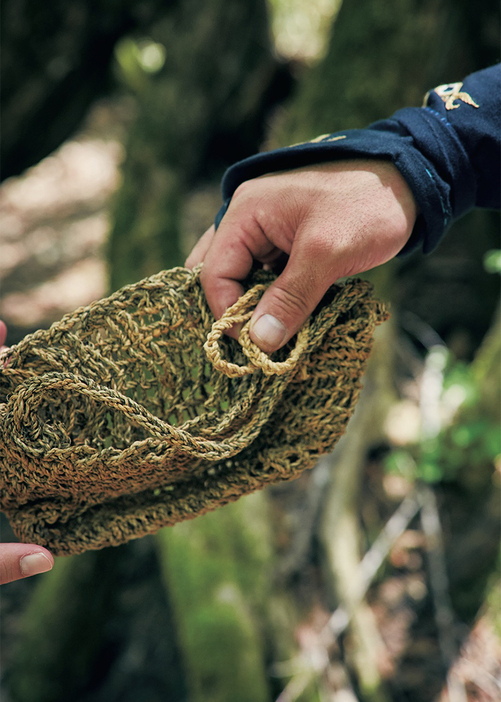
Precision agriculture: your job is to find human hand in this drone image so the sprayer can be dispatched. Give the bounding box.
[0,543,54,584]
[0,320,55,584]
[186,160,417,352]
[0,320,7,354]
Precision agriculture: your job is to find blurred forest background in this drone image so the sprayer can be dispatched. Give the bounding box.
[1,1,500,701]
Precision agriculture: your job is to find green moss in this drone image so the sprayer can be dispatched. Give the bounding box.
[7,549,122,702]
[485,569,501,639]
[155,494,274,702]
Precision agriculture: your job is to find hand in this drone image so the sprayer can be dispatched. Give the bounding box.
[0,319,7,353]
[0,320,55,584]
[0,543,54,584]
[186,160,417,352]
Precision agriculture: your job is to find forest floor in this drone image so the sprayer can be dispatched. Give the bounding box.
[0,100,500,702]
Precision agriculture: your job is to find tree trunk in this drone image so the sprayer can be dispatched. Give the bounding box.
[275,0,500,145]
[107,0,290,289]
[0,0,173,180]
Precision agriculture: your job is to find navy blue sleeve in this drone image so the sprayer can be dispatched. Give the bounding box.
[215,64,501,255]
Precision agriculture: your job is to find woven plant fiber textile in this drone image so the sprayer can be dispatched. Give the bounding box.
[0,267,388,556]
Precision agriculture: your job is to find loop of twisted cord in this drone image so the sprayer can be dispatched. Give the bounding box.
[6,372,258,458]
[204,285,310,377]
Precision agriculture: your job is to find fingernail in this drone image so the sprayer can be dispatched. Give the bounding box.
[251,314,287,349]
[20,553,53,577]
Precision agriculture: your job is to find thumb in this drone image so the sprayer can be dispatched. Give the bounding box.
[249,255,333,353]
[0,320,7,347]
[0,544,54,584]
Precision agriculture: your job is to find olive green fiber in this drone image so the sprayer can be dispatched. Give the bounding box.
[0,267,388,556]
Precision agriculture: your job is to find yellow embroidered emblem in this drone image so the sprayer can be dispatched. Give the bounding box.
[309,134,346,144]
[426,82,479,110]
[287,135,346,148]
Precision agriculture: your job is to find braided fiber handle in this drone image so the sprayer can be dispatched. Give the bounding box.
[3,371,266,459]
[204,285,310,377]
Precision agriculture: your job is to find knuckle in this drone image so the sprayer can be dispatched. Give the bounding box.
[303,234,334,260]
[232,179,256,204]
[271,279,314,319]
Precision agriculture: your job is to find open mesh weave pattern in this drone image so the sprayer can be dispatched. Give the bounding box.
[0,267,388,556]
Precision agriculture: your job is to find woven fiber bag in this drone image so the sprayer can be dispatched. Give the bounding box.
[0,267,388,556]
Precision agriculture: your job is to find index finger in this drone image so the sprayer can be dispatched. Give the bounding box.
[199,215,275,321]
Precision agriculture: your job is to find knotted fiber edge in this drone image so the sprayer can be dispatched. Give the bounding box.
[0,267,388,556]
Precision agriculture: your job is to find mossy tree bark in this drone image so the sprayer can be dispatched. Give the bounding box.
[107,0,290,289]
[0,0,174,180]
[5,544,187,702]
[156,495,280,702]
[276,0,500,146]
[442,304,501,618]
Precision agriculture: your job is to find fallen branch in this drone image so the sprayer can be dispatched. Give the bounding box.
[419,484,467,702]
[275,489,421,702]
